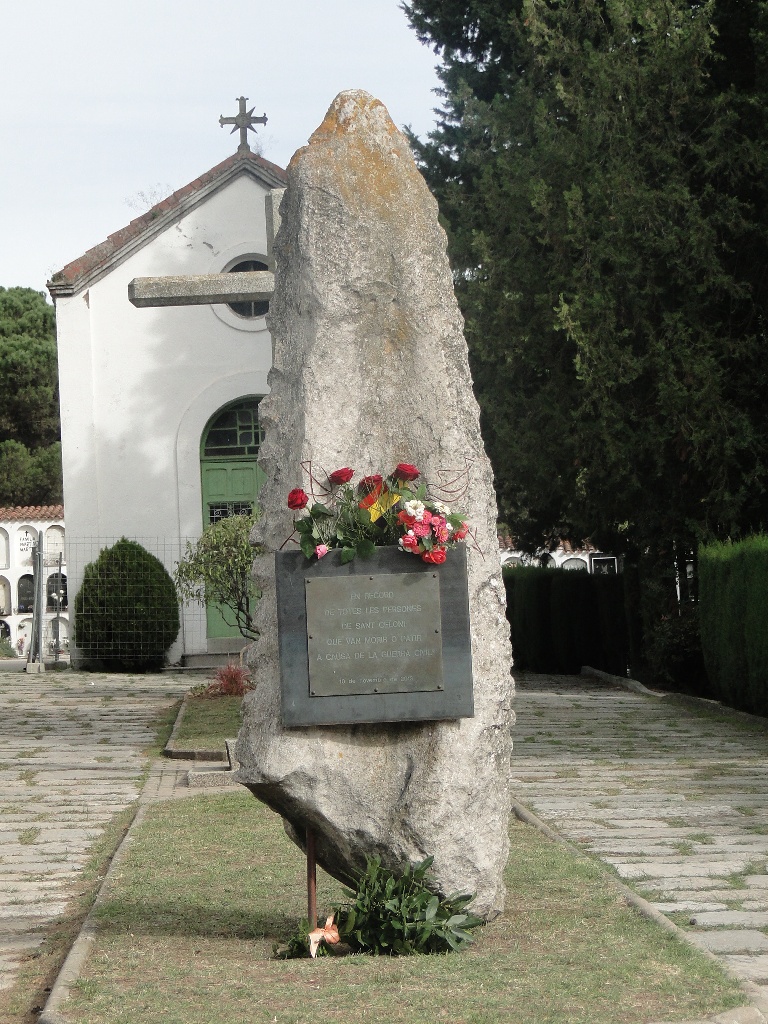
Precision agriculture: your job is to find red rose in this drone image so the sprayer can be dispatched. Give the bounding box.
[329,467,354,485]
[453,522,469,540]
[393,463,420,481]
[357,477,384,513]
[357,474,383,494]
[287,488,309,510]
[422,546,447,564]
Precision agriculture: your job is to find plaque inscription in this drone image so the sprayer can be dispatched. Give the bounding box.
[305,572,443,697]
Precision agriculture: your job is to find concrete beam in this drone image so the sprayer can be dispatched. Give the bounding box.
[128,271,275,307]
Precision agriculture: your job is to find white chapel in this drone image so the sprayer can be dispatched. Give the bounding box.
[48,131,287,664]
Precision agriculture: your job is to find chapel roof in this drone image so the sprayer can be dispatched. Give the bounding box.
[47,149,287,299]
[0,505,65,523]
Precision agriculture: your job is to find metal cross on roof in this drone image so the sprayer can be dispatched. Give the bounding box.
[219,96,268,153]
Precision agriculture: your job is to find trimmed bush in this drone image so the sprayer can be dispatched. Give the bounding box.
[74,538,180,671]
[700,536,768,716]
[505,566,551,671]
[503,564,628,675]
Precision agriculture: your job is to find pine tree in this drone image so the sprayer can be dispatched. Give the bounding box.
[404,0,768,680]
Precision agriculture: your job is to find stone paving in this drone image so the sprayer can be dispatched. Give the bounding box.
[0,669,193,995]
[3,664,768,1022]
[513,671,768,1010]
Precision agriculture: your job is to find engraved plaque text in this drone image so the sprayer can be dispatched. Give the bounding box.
[305,572,443,697]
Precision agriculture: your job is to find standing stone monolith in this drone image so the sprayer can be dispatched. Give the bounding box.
[235,90,514,919]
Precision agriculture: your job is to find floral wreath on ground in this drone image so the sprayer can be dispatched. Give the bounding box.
[286,462,471,564]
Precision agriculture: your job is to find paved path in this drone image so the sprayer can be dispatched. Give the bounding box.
[3,666,767,1021]
[0,670,195,994]
[513,671,768,1013]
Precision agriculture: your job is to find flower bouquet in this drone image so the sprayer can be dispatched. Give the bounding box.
[287,463,470,564]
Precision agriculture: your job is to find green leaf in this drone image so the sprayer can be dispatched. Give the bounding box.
[340,547,356,564]
[310,503,334,518]
[356,539,376,559]
[300,535,317,559]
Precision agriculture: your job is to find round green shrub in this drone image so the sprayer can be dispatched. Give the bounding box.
[74,538,180,671]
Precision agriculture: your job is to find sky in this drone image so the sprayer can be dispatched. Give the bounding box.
[0,1,443,295]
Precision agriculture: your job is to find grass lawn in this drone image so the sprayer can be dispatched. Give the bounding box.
[171,695,243,752]
[61,792,743,1024]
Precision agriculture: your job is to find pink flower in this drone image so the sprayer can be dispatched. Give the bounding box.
[412,520,431,538]
[399,531,420,553]
[433,522,449,543]
[315,544,329,559]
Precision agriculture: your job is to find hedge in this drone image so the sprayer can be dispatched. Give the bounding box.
[502,565,628,675]
[699,535,768,716]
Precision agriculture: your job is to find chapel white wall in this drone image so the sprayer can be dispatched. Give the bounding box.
[56,173,274,659]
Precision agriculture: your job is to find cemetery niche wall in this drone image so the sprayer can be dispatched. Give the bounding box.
[235,91,514,921]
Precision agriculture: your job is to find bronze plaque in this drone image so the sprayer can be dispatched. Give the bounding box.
[305,571,443,697]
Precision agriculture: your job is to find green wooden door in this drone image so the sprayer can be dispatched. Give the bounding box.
[200,398,265,641]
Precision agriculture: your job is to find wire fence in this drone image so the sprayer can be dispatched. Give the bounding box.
[63,536,207,668]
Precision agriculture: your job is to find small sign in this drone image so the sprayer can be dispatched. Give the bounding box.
[305,572,443,697]
[590,555,618,575]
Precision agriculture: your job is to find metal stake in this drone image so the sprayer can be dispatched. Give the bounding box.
[306,826,317,927]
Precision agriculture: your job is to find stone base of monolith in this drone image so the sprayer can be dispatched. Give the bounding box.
[235,90,514,919]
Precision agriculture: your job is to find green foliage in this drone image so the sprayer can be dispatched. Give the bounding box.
[405,0,768,680]
[74,538,180,671]
[503,566,628,675]
[699,536,768,715]
[0,636,16,659]
[0,440,62,507]
[335,855,483,955]
[0,287,61,506]
[174,514,260,640]
[272,918,316,960]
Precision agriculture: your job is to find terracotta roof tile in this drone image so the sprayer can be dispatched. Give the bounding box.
[0,506,65,523]
[48,149,287,296]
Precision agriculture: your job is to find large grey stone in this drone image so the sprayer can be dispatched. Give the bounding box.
[236,90,514,919]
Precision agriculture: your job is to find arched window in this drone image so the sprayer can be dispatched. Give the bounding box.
[46,573,68,611]
[562,557,588,571]
[0,576,10,615]
[17,574,34,613]
[0,529,8,570]
[226,258,269,319]
[201,397,265,525]
[44,617,68,654]
[0,620,9,641]
[203,397,264,459]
